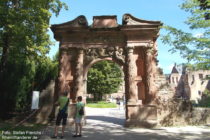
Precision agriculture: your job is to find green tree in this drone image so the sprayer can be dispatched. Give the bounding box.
[198,89,210,107]
[87,61,123,101]
[0,0,67,73]
[161,0,210,70]
[0,0,66,118]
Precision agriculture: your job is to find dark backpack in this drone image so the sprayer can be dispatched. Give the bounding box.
[79,106,84,116]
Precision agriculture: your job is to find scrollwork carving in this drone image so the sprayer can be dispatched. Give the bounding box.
[78,16,87,25]
[123,14,142,25]
[84,46,125,64]
[85,48,98,58]
[97,48,108,57]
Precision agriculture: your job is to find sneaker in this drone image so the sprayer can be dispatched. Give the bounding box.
[60,136,64,139]
[72,135,78,137]
[51,135,57,139]
[77,134,82,137]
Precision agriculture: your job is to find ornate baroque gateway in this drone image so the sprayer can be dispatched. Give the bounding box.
[51,14,162,127]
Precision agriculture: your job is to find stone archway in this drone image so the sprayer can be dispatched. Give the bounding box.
[51,14,162,127]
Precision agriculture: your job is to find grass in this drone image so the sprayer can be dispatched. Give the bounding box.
[86,101,117,108]
[0,122,46,140]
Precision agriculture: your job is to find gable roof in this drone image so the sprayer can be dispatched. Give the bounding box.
[171,66,179,73]
[171,63,186,74]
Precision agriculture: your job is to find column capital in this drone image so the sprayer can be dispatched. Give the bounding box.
[77,48,84,54]
[146,47,153,54]
[126,46,134,54]
[146,42,154,48]
[126,45,135,49]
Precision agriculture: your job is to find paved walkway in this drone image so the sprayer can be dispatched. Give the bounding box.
[41,107,210,140]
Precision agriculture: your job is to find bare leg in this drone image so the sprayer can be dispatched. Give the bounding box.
[62,125,66,136]
[79,123,82,135]
[75,123,78,135]
[54,126,58,137]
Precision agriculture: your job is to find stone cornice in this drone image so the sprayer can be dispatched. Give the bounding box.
[51,14,162,50]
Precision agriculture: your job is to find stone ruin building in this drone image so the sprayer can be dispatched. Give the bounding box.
[48,14,210,127]
[169,63,210,103]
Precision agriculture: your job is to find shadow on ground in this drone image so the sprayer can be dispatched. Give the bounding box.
[40,107,210,140]
[87,115,125,126]
[40,116,210,140]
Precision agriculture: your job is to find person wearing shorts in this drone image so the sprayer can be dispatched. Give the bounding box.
[73,96,84,137]
[52,91,69,139]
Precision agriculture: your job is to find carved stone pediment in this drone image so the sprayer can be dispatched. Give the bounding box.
[122,14,162,26]
[51,15,88,29]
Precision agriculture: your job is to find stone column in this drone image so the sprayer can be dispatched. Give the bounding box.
[75,49,84,97]
[83,77,87,104]
[145,48,153,103]
[83,77,87,95]
[126,46,138,105]
[57,50,69,95]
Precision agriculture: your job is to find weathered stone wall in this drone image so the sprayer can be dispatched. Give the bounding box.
[155,98,210,126]
[35,80,55,124]
[125,105,157,128]
[154,68,210,127]
[186,70,210,102]
[66,104,76,126]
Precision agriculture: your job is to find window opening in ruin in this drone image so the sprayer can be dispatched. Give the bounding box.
[191,75,195,85]
[199,74,203,79]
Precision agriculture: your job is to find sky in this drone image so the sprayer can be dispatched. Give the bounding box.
[49,0,192,74]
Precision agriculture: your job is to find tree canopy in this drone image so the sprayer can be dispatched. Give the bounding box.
[87,61,123,101]
[0,0,67,71]
[161,0,210,70]
[0,0,66,118]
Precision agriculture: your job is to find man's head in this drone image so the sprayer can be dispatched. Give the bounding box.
[77,96,82,102]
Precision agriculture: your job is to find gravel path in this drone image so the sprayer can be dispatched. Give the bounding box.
[41,107,210,140]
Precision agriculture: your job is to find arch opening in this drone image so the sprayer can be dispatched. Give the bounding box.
[85,59,126,125]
